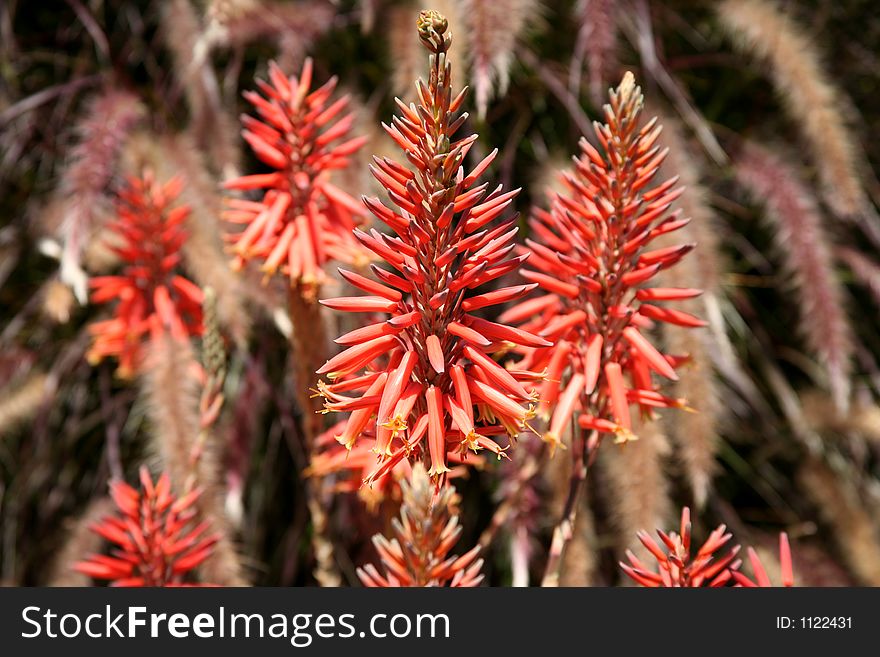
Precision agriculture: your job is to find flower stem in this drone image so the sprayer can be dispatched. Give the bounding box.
[541,429,595,586]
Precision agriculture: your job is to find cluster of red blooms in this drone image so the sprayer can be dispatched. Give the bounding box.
[223,58,369,289]
[504,73,702,451]
[75,467,218,586]
[357,464,483,587]
[308,420,484,508]
[315,12,545,483]
[87,173,203,377]
[620,507,795,587]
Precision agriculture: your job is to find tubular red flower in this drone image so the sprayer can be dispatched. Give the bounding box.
[74,467,218,586]
[315,12,540,483]
[224,59,369,289]
[87,172,203,378]
[506,73,702,448]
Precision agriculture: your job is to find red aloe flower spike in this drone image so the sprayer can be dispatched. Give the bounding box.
[506,72,703,448]
[74,466,219,586]
[87,171,203,378]
[223,58,369,290]
[315,10,544,483]
[224,59,371,586]
[620,507,742,587]
[732,533,795,587]
[357,463,484,587]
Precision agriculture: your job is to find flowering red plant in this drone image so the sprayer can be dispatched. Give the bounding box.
[223,58,369,290]
[504,73,702,451]
[357,464,483,587]
[315,11,546,482]
[87,172,203,377]
[620,507,741,587]
[75,467,218,586]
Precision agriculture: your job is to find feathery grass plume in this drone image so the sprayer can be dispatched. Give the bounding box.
[317,10,545,483]
[570,0,618,108]
[598,416,672,566]
[74,467,219,586]
[204,0,259,35]
[654,112,724,507]
[58,89,143,304]
[389,0,467,100]
[800,388,880,443]
[143,334,202,489]
[87,173,203,378]
[141,328,214,512]
[357,464,484,587]
[162,0,240,178]
[462,0,537,118]
[798,457,880,585]
[734,142,853,412]
[143,333,247,585]
[49,498,114,586]
[717,0,875,229]
[733,533,795,587]
[661,327,718,507]
[202,0,334,60]
[653,114,725,303]
[620,507,740,587]
[0,372,48,437]
[506,73,701,452]
[838,246,880,309]
[359,0,377,33]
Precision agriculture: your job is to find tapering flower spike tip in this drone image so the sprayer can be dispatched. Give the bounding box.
[504,72,703,451]
[87,172,203,377]
[357,463,484,587]
[224,58,369,290]
[75,467,218,586]
[315,11,545,483]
